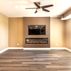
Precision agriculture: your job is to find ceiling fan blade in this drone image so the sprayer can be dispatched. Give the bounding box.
[42,8,50,12]
[34,2,40,8]
[26,8,37,9]
[34,10,38,13]
[42,4,53,8]
[26,2,53,13]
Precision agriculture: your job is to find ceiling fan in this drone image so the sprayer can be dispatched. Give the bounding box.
[26,2,53,13]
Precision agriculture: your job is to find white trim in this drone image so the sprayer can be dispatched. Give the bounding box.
[23,48,51,50]
[23,47,71,52]
[0,48,8,54]
[8,47,67,50]
[23,47,66,50]
[0,47,71,54]
[65,48,71,52]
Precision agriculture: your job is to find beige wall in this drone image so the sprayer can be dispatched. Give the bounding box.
[65,19,71,48]
[9,17,50,47]
[0,14,69,48]
[8,18,25,47]
[0,13,8,50]
[50,18,65,47]
[8,17,66,48]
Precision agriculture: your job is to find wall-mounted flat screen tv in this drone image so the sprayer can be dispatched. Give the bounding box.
[28,25,46,35]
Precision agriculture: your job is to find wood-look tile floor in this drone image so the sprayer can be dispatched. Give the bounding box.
[0,49,71,71]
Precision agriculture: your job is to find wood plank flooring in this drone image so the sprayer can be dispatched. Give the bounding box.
[0,49,71,71]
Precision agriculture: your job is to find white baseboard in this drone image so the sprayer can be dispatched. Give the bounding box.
[0,48,8,54]
[0,47,71,54]
[65,48,71,52]
[8,47,67,50]
[23,47,66,50]
[8,47,69,50]
[23,47,71,52]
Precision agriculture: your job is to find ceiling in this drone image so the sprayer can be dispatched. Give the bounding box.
[0,0,71,17]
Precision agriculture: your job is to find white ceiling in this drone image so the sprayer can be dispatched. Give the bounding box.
[0,0,71,17]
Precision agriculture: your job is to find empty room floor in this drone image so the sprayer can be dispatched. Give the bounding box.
[0,49,71,71]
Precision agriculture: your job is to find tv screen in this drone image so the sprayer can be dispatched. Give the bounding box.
[28,25,46,35]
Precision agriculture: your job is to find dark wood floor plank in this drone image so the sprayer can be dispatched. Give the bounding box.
[0,49,71,71]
